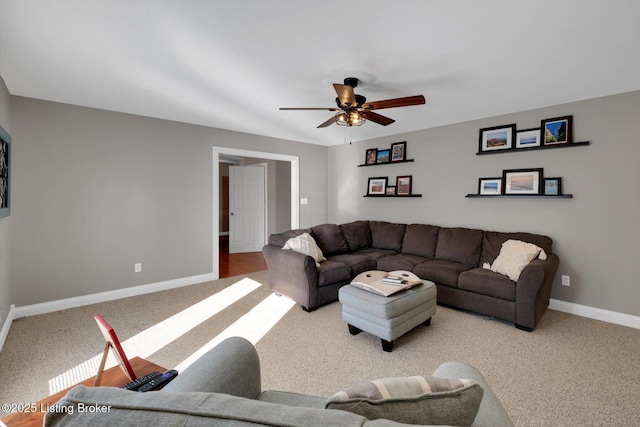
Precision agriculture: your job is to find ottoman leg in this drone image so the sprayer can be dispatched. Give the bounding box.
[381,339,393,352]
[348,324,362,335]
[423,317,432,326]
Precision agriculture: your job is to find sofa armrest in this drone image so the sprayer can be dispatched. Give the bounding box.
[515,253,560,330]
[262,244,320,309]
[161,337,261,399]
[432,361,514,427]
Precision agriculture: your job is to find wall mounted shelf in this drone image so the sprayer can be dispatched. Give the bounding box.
[358,159,415,167]
[465,194,572,199]
[364,194,422,198]
[476,141,589,156]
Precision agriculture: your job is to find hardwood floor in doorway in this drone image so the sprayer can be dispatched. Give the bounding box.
[219,236,268,278]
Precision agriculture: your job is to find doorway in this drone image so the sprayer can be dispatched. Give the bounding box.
[213,147,299,280]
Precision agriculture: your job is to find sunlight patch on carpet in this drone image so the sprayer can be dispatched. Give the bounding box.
[48,277,262,394]
[174,292,295,372]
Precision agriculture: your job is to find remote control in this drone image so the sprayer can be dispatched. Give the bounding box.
[121,371,163,391]
[137,370,179,392]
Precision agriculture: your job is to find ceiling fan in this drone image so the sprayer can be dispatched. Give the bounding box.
[279,77,426,128]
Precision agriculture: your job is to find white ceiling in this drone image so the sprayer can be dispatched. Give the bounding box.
[1,0,639,146]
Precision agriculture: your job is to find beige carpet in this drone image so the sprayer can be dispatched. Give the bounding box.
[1,271,639,426]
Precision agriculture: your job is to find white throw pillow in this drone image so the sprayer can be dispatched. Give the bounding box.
[283,233,326,267]
[490,239,543,281]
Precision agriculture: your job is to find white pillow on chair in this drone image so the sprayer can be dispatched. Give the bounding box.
[283,233,326,267]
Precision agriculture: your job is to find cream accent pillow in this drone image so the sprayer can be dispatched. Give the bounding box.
[326,375,483,426]
[283,233,326,267]
[490,239,545,281]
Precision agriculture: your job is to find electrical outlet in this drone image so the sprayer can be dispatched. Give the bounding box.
[134,263,142,273]
[561,275,570,286]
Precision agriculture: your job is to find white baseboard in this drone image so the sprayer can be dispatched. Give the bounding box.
[549,298,640,330]
[0,304,17,353]
[13,272,216,319]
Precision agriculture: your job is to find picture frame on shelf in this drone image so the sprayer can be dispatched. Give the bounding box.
[396,175,412,196]
[390,141,406,162]
[502,168,543,195]
[367,177,387,195]
[0,125,11,218]
[479,124,516,153]
[365,148,378,165]
[544,177,562,195]
[542,115,572,145]
[515,128,541,149]
[385,186,396,196]
[478,177,502,195]
[376,149,390,163]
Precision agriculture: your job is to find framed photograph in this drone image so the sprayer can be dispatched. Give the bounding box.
[365,148,378,165]
[396,175,412,196]
[385,186,396,196]
[479,124,516,153]
[478,177,502,195]
[0,125,11,218]
[544,177,562,195]
[390,141,406,162]
[376,149,390,163]
[502,168,543,195]
[367,177,387,195]
[541,115,572,145]
[516,128,541,149]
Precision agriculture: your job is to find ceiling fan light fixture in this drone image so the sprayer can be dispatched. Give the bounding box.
[335,110,365,127]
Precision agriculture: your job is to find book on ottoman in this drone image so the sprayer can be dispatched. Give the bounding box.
[350,270,422,297]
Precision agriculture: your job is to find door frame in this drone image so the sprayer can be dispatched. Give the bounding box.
[213,147,299,279]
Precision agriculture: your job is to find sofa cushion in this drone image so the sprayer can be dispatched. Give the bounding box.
[311,223,349,256]
[370,221,406,251]
[327,253,377,277]
[481,231,553,265]
[326,375,483,426]
[414,260,472,287]
[46,385,373,427]
[402,224,440,258]
[340,220,372,251]
[283,233,326,267]
[354,248,398,261]
[269,228,311,247]
[458,268,517,301]
[317,260,352,287]
[435,227,484,266]
[377,253,431,272]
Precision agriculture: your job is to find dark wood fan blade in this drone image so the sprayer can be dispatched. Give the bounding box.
[280,107,340,111]
[317,116,336,128]
[363,111,395,126]
[333,84,357,107]
[362,95,425,110]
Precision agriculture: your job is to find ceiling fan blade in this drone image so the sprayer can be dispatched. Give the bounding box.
[317,116,336,128]
[279,107,340,111]
[333,83,357,107]
[362,95,426,110]
[363,111,395,126]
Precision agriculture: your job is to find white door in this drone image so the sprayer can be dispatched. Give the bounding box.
[229,166,265,253]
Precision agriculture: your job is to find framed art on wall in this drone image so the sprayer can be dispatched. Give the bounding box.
[502,168,543,195]
[542,115,572,145]
[376,149,390,163]
[365,148,378,165]
[0,125,10,218]
[478,177,502,195]
[479,124,516,153]
[396,175,412,196]
[516,128,541,149]
[390,141,406,162]
[544,177,562,195]
[367,177,387,195]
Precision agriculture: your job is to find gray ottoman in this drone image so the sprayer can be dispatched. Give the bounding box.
[339,280,437,352]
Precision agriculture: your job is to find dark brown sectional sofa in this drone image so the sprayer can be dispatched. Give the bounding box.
[262,220,559,331]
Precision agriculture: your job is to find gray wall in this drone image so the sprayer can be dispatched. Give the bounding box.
[329,90,640,318]
[9,97,328,306]
[0,76,11,331]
